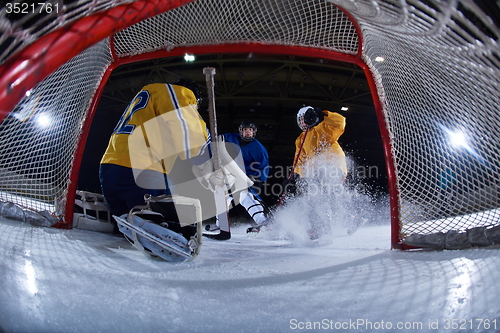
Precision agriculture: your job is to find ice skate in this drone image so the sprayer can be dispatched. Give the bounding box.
[203,230,231,240]
[114,195,203,262]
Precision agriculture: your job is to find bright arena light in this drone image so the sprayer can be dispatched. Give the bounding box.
[439,123,483,161]
[439,124,469,149]
[36,113,51,128]
[184,54,195,62]
[448,129,467,149]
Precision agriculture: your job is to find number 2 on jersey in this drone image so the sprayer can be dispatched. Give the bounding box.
[112,91,150,135]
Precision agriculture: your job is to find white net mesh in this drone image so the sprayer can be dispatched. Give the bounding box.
[0,0,135,64]
[0,39,112,217]
[0,0,498,248]
[336,0,500,242]
[112,0,358,57]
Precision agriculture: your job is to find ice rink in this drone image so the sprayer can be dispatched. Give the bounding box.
[0,0,499,332]
[1,204,500,333]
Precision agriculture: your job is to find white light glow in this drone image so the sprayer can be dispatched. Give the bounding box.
[341,106,349,112]
[184,54,195,62]
[448,130,467,148]
[375,56,385,62]
[445,258,475,315]
[440,125,469,150]
[37,113,51,128]
[24,260,38,295]
[10,60,30,89]
[438,123,484,161]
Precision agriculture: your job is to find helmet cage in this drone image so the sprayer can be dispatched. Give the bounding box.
[297,106,312,131]
[239,122,257,141]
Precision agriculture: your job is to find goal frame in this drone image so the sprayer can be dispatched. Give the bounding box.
[0,0,400,247]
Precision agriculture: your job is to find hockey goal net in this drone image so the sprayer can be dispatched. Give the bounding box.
[0,0,498,249]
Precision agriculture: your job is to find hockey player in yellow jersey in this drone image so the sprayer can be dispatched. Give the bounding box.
[282,106,347,240]
[99,79,211,218]
[294,106,347,180]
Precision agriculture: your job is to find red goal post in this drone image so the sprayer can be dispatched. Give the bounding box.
[0,0,498,250]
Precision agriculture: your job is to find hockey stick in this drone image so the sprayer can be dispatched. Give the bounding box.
[203,67,219,169]
[277,125,309,210]
[246,126,309,233]
[203,67,230,239]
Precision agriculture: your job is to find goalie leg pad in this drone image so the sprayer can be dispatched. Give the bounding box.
[115,213,194,262]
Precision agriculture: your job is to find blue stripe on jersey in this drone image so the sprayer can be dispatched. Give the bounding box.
[166,84,191,159]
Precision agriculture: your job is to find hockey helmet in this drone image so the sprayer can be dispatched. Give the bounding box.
[239,121,257,141]
[297,106,313,131]
[175,78,202,107]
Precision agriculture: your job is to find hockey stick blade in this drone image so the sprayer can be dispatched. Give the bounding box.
[346,218,368,235]
[114,215,193,258]
[246,226,262,233]
[246,218,275,233]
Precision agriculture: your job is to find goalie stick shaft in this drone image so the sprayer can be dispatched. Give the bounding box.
[203,67,219,170]
[203,67,230,236]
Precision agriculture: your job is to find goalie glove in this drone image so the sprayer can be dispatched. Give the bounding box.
[282,173,300,195]
[209,168,226,188]
[192,159,224,192]
[216,135,253,192]
[192,135,253,193]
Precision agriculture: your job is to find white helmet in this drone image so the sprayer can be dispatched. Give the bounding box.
[297,106,313,131]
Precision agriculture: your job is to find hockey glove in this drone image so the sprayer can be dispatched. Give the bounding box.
[192,160,228,193]
[209,169,226,188]
[303,107,324,127]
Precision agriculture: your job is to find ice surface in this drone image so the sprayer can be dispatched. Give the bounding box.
[1,194,500,333]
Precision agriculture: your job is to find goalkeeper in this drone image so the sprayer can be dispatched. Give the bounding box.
[99,79,228,229]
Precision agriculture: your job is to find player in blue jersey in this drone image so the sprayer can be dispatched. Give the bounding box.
[205,121,270,231]
[224,121,269,189]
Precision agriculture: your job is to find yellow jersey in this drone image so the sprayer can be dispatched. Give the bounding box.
[100,83,209,174]
[294,110,347,178]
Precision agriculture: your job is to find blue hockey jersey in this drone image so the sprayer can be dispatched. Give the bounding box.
[223,133,269,182]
